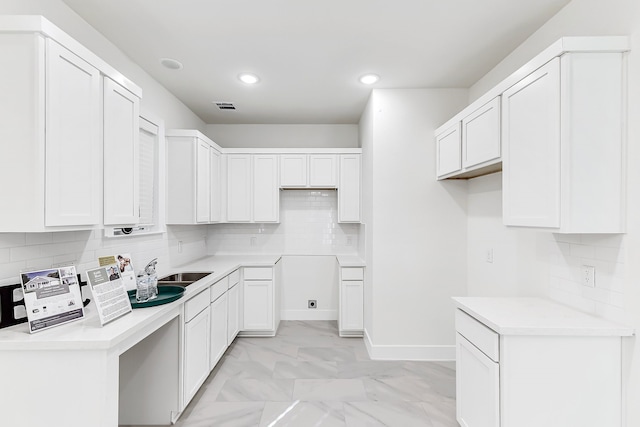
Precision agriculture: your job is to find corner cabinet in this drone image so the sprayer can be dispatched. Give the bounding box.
[454,298,633,427]
[502,51,626,233]
[0,17,142,232]
[166,130,223,224]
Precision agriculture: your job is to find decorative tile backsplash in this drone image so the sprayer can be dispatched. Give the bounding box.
[548,234,626,323]
[207,190,361,255]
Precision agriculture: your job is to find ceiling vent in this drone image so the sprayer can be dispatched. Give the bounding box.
[214,102,236,110]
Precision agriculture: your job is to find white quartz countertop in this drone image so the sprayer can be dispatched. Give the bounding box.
[0,255,281,352]
[453,297,634,337]
[336,255,366,267]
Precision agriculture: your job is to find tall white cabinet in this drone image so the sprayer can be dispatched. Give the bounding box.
[0,16,142,232]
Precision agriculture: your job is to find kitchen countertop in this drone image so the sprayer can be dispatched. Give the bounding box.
[336,255,366,267]
[0,255,281,352]
[453,297,634,337]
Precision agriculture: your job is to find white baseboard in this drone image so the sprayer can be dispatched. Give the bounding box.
[280,309,337,321]
[364,329,456,361]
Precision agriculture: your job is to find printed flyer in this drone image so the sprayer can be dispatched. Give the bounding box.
[98,253,136,291]
[20,266,85,333]
[86,264,132,326]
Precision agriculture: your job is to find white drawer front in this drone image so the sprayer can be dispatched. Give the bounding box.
[185,290,210,322]
[229,269,240,287]
[210,276,228,302]
[455,309,499,362]
[244,267,272,280]
[341,267,364,281]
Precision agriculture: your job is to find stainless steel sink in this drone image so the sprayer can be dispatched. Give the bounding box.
[158,271,212,287]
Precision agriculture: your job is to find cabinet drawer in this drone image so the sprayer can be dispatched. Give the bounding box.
[341,267,364,281]
[455,309,499,362]
[244,267,272,280]
[229,269,240,287]
[210,276,228,302]
[185,290,210,322]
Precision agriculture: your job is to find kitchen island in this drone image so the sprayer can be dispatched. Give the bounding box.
[0,255,280,427]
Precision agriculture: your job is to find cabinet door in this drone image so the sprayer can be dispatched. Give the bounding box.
[45,39,101,226]
[210,149,221,223]
[243,280,273,331]
[502,58,561,228]
[210,293,228,370]
[280,154,307,187]
[103,77,140,225]
[462,97,501,169]
[338,154,361,222]
[227,155,252,222]
[340,280,363,331]
[196,140,210,223]
[456,334,499,427]
[253,155,279,222]
[309,155,337,187]
[183,307,210,405]
[436,123,461,178]
[227,284,240,343]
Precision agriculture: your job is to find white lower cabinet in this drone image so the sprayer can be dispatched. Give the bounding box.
[227,273,241,343]
[183,291,210,406]
[338,267,364,337]
[210,278,229,370]
[240,265,280,336]
[455,307,625,427]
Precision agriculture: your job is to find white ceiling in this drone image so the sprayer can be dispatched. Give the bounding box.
[61,0,570,125]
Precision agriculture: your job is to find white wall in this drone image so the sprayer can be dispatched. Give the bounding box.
[360,88,469,359]
[0,1,209,290]
[463,0,640,424]
[205,124,358,148]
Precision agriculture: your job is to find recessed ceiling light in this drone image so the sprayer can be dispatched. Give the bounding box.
[359,74,380,85]
[160,58,183,70]
[238,73,260,84]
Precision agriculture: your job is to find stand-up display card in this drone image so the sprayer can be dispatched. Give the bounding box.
[20,265,84,333]
[86,264,132,326]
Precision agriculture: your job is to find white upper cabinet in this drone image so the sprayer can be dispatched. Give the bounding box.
[166,130,222,224]
[462,97,501,170]
[280,154,337,188]
[503,51,626,233]
[227,154,279,223]
[338,154,361,223]
[210,149,222,223]
[309,155,337,187]
[103,77,140,225]
[435,123,462,178]
[280,154,307,187]
[0,17,142,232]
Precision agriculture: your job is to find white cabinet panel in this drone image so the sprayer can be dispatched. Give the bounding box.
[243,280,273,331]
[227,283,240,343]
[226,155,252,222]
[45,38,101,227]
[183,306,210,405]
[104,77,140,225]
[210,149,222,223]
[338,154,361,223]
[340,280,363,332]
[502,58,561,228]
[210,292,228,370]
[456,334,499,427]
[280,154,307,187]
[196,140,211,223]
[462,97,501,169]
[253,155,279,222]
[309,155,337,187]
[436,123,461,178]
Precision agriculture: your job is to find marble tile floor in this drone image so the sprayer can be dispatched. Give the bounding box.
[136,321,459,427]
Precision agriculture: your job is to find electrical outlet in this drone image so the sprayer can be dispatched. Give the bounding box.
[177,241,183,253]
[250,236,257,246]
[486,248,494,263]
[582,265,596,287]
[308,300,317,309]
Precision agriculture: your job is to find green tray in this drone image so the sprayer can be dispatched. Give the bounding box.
[127,285,185,308]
